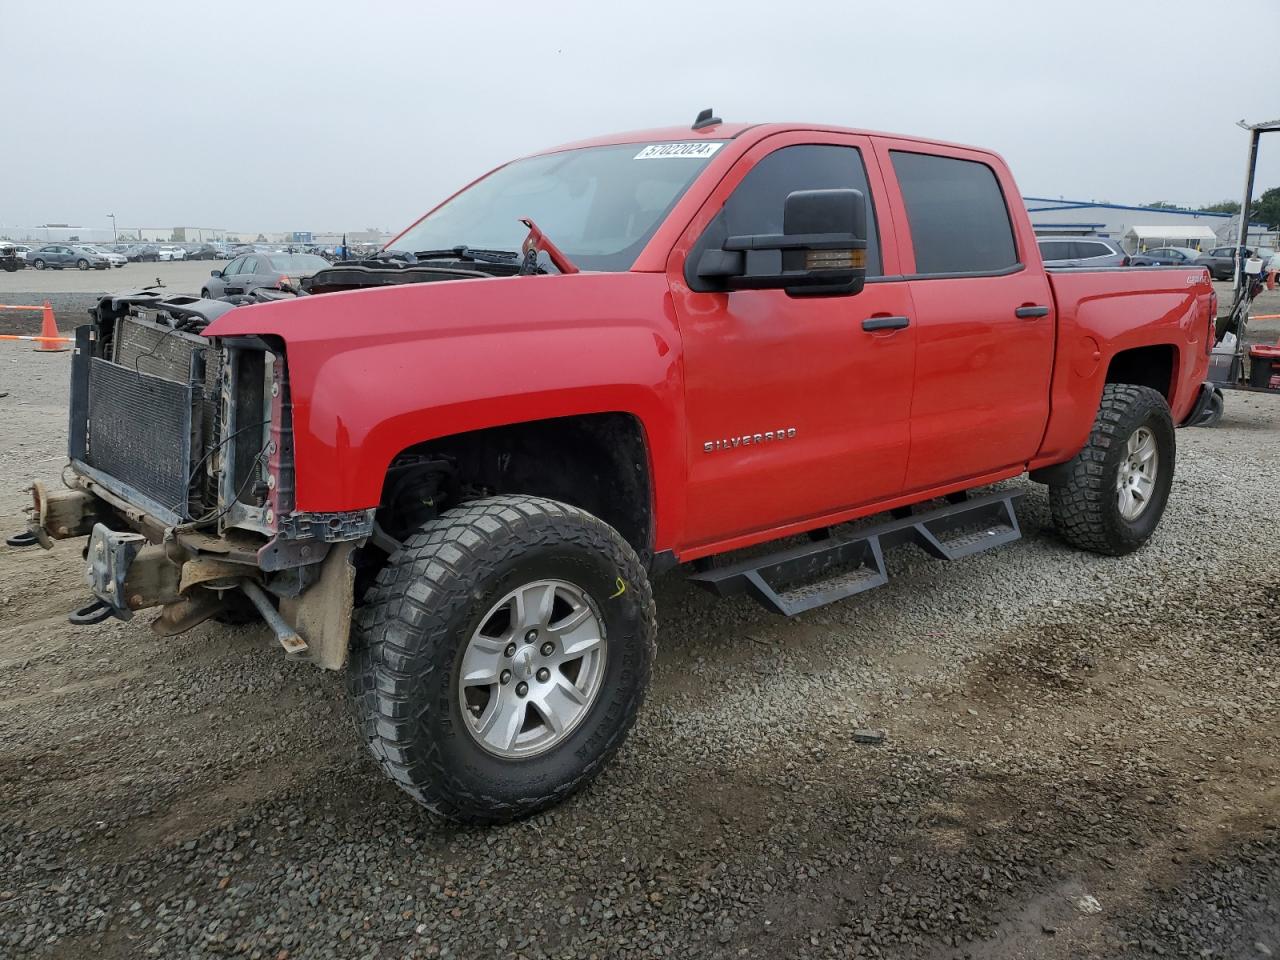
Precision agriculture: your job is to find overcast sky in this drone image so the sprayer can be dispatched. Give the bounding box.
[3,0,1277,234]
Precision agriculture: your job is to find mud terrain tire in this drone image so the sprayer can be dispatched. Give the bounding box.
[1049,383,1175,556]
[349,495,656,824]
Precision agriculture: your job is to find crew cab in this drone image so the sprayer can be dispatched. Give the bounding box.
[14,114,1216,824]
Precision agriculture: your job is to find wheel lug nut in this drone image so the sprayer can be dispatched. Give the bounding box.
[515,681,528,697]
[536,668,550,683]
[540,642,554,657]
[504,643,517,657]
[524,629,538,643]
[500,669,512,685]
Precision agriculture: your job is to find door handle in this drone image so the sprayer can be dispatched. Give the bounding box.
[1016,305,1050,319]
[862,315,910,332]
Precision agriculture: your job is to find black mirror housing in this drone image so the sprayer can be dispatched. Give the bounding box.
[210,269,222,277]
[698,188,868,297]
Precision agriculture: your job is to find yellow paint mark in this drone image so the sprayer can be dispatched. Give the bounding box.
[610,577,627,599]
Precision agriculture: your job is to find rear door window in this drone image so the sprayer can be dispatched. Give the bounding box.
[890,151,1018,275]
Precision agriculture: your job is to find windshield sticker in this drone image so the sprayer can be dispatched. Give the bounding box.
[634,142,723,160]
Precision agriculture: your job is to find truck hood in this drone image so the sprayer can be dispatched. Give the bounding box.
[202,270,668,351]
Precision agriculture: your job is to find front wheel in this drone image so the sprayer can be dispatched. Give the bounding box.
[1048,383,1175,556]
[349,495,656,824]
[77,259,90,270]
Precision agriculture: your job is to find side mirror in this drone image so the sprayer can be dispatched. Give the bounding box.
[210,269,222,277]
[696,188,868,296]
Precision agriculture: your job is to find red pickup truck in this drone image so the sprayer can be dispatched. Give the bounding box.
[17,114,1216,823]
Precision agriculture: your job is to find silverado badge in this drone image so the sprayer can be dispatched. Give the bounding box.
[704,428,797,453]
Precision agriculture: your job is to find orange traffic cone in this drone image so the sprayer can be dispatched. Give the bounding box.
[36,300,68,353]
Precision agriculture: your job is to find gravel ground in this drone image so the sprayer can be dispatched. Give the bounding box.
[0,292,1277,960]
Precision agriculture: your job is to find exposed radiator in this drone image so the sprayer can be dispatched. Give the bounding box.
[84,358,200,516]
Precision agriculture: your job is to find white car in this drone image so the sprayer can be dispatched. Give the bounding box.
[9,244,32,261]
[81,245,127,268]
[157,246,187,261]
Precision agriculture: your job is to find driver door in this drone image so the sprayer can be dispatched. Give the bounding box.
[668,133,917,549]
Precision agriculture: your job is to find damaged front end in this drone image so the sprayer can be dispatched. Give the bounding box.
[19,291,369,669]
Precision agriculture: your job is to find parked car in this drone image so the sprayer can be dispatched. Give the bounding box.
[7,244,33,261]
[186,245,225,261]
[201,252,331,299]
[0,243,26,272]
[27,244,110,270]
[1129,246,1203,267]
[157,246,186,261]
[80,245,127,268]
[1037,237,1129,268]
[20,118,1216,825]
[125,245,160,262]
[1190,246,1254,281]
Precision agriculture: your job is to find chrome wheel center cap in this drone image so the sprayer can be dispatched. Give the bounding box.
[512,646,536,680]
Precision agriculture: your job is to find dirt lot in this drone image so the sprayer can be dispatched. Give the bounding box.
[0,287,1277,960]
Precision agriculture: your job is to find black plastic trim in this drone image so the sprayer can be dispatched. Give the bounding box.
[865,263,1026,283]
[862,315,910,331]
[1179,381,1219,427]
[650,549,679,577]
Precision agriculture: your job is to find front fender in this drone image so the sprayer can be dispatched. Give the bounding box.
[205,272,687,547]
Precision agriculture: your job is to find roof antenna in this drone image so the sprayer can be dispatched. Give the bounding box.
[692,107,721,131]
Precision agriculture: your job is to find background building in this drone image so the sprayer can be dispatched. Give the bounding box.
[1025,198,1276,252]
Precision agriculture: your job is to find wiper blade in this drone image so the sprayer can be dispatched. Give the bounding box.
[412,246,521,265]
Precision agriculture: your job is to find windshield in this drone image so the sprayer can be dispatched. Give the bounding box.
[387,141,725,271]
[268,253,329,274]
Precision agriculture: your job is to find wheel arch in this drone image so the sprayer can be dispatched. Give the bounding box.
[1104,342,1179,404]
[375,412,657,561]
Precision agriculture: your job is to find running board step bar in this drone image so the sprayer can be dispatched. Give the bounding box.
[687,489,1024,617]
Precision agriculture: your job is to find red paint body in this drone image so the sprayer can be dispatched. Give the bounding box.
[206,123,1212,563]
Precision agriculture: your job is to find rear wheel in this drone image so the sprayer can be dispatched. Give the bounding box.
[1048,383,1175,556]
[32,259,45,270]
[349,495,656,824]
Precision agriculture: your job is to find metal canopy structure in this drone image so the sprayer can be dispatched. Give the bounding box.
[1122,224,1218,246]
[1210,116,1280,408]
[1233,117,1280,290]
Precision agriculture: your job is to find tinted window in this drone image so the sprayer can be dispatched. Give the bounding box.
[267,254,329,274]
[224,257,245,275]
[719,144,881,277]
[890,151,1018,275]
[1072,241,1112,259]
[1038,240,1072,261]
[242,257,261,275]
